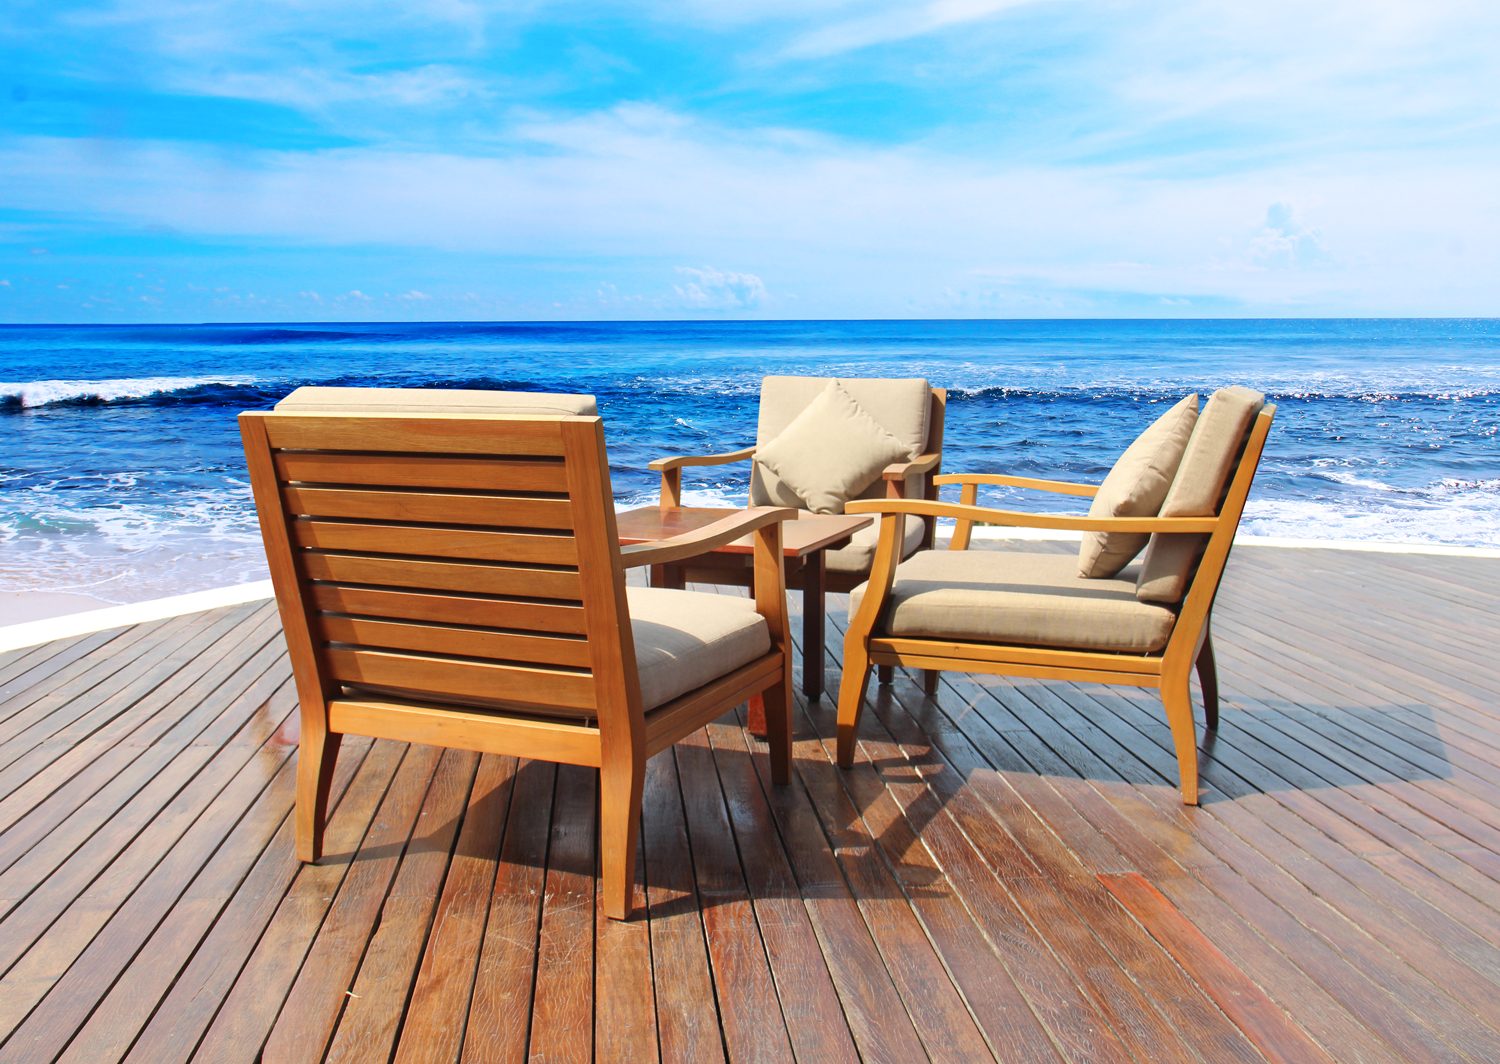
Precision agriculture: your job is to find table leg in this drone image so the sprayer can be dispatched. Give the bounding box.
[803,548,826,700]
[650,563,686,590]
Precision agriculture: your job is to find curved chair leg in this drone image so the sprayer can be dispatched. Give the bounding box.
[296,721,342,863]
[1196,630,1220,732]
[1161,681,1200,805]
[923,669,940,697]
[600,754,646,920]
[877,664,895,685]
[837,646,875,768]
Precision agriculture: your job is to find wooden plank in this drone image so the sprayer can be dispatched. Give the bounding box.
[283,487,573,530]
[185,738,410,1064]
[275,452,566,493]
[117,740,376,1064]
[0,644,289,885]
[595,825,658,1064]
[701,718,861,1064]
[310,585,587,635]
[527,763,596,1064]
[674,731,796,1064]
[316,615,592,669]
[835,606,1408,1064]
[292,520,578,565]
[320,744,477,1064]
[375,754,516,1064]
[732,705,933,1064]
[326,648,595,711]
[261,412,569,456]
[302,552,582,601]
[642,750,725,1064]
[0,611,203,761]
[0,604,264,801]
[1100,872,1339,1064]
[460,758,556,1064]
[260,743,450,1064]
[47,688,304,1064]
[0,697,305,1058]
[0,629,123,709]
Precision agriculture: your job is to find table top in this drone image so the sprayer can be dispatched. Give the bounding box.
[615,506,871,557]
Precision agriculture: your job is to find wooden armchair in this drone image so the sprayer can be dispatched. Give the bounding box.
[240,406,794,919]
[648,375,946,594]
[838,390,1275,804]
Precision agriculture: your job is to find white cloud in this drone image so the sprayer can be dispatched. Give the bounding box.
[1241,202,1334,270]
[674,266,766,308]
[781,0,1051,58]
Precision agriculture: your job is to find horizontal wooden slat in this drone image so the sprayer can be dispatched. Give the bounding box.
[870,637,1165,675]
[282,487,573,529]
[262,414,569,455]
[291,521,578,565]
[317,615,592,669]
[326,648,596,710]
[302,553,581,600]
[275,453,565,493]
[328,698,601,765]
[870,648,1162,688]
[308,585,588,634]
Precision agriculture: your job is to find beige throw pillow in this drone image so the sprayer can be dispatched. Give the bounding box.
[1136,386,1266,603]
[1077,394,1199,578]
[754,380,914,514]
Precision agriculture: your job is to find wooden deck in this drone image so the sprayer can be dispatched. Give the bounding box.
[1,541,1498,1063]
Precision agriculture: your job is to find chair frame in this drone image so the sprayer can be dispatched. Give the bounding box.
[240,410,794,919]
[837,406,1276,805]
[648,386,948,594]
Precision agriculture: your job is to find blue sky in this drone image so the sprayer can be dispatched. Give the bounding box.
[2,0,1497,322]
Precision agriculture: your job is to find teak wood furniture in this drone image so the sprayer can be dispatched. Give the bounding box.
[616,505,871,700]
[838,405,1276,805]
[648,377,947,596]
[240,409,795,919]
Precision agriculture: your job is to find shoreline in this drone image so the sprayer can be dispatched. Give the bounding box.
[3,529,1498,654]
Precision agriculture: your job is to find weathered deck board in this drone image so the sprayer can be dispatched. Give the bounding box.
[0,542,1497,1063]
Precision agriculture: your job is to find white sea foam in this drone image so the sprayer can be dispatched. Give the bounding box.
[0,376,253,408]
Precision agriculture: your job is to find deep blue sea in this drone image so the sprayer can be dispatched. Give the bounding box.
[2,319,1497,605]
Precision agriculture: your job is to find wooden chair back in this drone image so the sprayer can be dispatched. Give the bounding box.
[240,411,642,733]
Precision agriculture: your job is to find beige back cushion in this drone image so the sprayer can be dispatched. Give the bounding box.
[1137,386,1266,603]
[1077,394,1198,578]
[274,385,598,416]
[751,376,931,508]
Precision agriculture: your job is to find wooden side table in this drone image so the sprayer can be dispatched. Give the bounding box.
[615,506,871,702]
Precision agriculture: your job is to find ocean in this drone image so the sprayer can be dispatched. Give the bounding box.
[2,319,1497,606]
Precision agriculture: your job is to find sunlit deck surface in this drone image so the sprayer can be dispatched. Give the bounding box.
[1,540,1498,1064]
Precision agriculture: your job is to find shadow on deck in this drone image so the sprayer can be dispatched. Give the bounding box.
[0,542,1497,1064]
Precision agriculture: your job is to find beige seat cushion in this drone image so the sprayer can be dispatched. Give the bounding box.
[850,550,1177,653]
[1137,387,1266,603]
[826,513,927,574]
[751,376,930,509]
[275,385,598,416]
[1078,395,1198,578]
[627,586,770,710]
[755,381,914,514]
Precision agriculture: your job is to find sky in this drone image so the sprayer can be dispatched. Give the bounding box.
[1,0,1497,322]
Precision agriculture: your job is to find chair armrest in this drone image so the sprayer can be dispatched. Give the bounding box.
[843,497,1218,534]
[647,446,756,473]
[933,472,1099,498]
[619,507,796,568]
[881,452,942,481]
